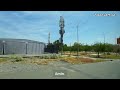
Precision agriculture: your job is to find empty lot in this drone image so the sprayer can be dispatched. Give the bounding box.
[0,59,120,79]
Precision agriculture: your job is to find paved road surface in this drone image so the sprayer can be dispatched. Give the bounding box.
[0,60,120,79]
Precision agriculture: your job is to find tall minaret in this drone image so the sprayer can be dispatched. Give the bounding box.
[48,32,50,44]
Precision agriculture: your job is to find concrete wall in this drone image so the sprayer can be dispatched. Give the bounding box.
[0,38,45,55]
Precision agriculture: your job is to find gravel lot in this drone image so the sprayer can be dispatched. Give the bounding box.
[0,63,42,73]
[0,59,120,79]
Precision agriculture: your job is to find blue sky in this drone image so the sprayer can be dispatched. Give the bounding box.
[0,11,120,45]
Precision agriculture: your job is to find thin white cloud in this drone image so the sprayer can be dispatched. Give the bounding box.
[0,11,55,43]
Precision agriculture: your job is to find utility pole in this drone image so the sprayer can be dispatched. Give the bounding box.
[77,25,79,57]
[115,37,117,56]
[70,43,71,56]
[48,32,50,44]
[103,33,106,56]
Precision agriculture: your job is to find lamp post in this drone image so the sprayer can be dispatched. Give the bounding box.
[70,43,71,56]
[103,33,106,56]
[2,40,5,55]
[77,24,79,57]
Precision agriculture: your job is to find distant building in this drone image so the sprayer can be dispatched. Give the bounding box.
[117,37,120,44]
[0,38,45,55]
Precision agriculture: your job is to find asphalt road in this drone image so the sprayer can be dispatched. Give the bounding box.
[0,60,120,79]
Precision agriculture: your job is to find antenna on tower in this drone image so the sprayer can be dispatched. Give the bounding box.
[48,32,50,44]
[59,16,65,55]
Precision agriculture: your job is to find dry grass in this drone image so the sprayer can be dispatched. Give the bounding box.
[1,54,106,65]
[63,52,77,56]
[0,58,8,63]
[61,57,105,64]
[102,55,120,59]
[20,57,59,65]
[8,54,61,64]
[63,51,90,57]
[31,59,59,65]
[19,57,107,65]
[80,52,88,55]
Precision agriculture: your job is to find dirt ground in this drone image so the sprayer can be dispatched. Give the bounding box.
[0,54,119,79]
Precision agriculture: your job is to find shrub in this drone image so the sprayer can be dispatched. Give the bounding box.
[107,52,111,55]
[15,56,23,62]
[32,54,61,59]
[49,54,57,59]
[44,55,50,59]
[0,58,7,63]
[9,55,24,62]
[80,52,87,55]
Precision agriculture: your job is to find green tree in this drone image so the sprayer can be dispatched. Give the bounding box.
[93,42,103,58]
[53,40,60,46]
[105,43,113,53]
[72,42,81,52]
[63,44,68,51]
[53,40,61,51]
[84,44,92,52]
[71,42,77,51]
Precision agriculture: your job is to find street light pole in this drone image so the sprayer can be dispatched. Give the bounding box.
[77,25,79,57]
[103,33,106,56]
[70,43,71,56]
